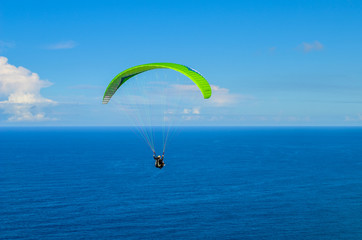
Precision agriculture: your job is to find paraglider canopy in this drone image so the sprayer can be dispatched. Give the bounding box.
[102,63,212,104]
[102,62,212,157]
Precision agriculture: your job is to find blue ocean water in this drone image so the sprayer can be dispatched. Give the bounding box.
[1,127,362,239]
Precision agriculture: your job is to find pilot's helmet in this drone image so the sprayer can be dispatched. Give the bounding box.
[158,155,161,158]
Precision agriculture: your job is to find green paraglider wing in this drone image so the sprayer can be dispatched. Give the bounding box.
[102,63,211,104]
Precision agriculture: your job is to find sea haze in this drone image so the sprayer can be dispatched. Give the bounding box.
[1,127,362,239]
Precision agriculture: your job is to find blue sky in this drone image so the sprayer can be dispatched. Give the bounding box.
[0,0,362,126]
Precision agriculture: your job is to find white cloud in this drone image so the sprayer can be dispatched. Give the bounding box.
[172,84,252,107]
[182,115,201,121]
[300,41,324,52]
[210,85,238,106]
[209,85,253,106]
[0,56,55,121]
[45,40,77,50]
[345,114,362,122]
[183,108,190,114]
[172,84,200,91]
[182,107,200,114]
[192,107,200,114]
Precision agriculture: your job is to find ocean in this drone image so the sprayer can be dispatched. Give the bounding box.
[1,127,361,239]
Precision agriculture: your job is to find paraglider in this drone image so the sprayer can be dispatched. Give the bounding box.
[153,152,165,169]
[103,63,211,168]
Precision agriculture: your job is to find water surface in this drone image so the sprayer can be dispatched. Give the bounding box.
[1,127,361,239]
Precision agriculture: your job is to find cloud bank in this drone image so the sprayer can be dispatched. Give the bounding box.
[0,56,55,121]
